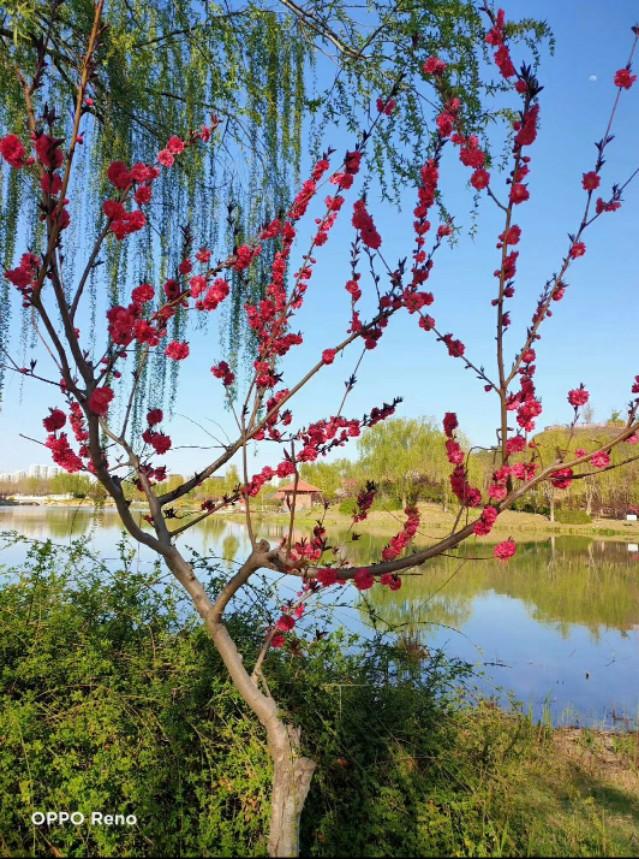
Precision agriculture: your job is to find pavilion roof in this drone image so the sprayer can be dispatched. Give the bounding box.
[277,480,322,493]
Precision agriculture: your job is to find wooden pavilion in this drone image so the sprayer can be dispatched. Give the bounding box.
[274,480,323,510]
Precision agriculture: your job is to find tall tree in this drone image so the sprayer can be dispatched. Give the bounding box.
[358,417,451,507]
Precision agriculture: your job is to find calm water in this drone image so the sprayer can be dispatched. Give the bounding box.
[1,505,638,728]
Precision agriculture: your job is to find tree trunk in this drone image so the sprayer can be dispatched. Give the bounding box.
[267,724,316,857]
[548,489,555,523]
[164,546,316,858]
[585,480,593,516]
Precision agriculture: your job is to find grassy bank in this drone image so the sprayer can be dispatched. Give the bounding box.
[1,539,638,856]
[220,501,639,543]
[17,498,639,545]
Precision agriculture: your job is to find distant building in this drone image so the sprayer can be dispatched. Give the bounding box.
[0,464,76,484]
[275,480,324,510]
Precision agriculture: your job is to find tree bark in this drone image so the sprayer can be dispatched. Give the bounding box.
[163,545,316,857]
[267,723,316,857]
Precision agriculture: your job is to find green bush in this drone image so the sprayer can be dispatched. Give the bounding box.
[0,535,471,857]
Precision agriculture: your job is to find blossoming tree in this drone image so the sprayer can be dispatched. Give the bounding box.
[1,2,639,854]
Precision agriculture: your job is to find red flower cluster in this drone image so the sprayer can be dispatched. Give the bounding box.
[352,199,381,249]
[102,201,146,240]
[442,333,465,358]
[43,408,66,432]
[211,361,235,387]
[435,97,461,139]
[595,196,621,215]
[5,252,39,305]
[142,428,172,455]
[513,104,539,148]
[444,414,482,507]
[582,171,600,191]
[353,481,377,523]
[0,134,27,168]
[381,506,420,560]
[443,412,458,437]
[494,538,517,561]
[101,159,161,239]
[275,614,296,632]
[107,286,165,349]
[614,68,637,89]
[157,134,189,167]
[510,461,537,481]
[567,385,589,408]
[510,183,529,205]
[470,167,490,191]
[423,56,447,76]
[45,433,84,473]
[35,133,64,169]
[506,348,542,433]
[485,9,516,79]
[379,573,402,591]
[192,277,230,312]
[506,434,526,456]
[353,568,375,590]
[591,450,611,469]
[376,96,397,115]
[315,567,340,587]
[165,340,190,360]
[88,386,114,416]
[473,505,499,536]
[551,467,573,489]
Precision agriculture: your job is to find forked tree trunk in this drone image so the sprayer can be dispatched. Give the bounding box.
[267,724,316,856]
[164,545,316,857]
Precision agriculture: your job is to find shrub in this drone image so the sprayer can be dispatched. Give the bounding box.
[0,536,469,857]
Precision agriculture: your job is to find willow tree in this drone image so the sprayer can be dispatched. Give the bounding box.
[0,0,550,406]
[358,417,455,508]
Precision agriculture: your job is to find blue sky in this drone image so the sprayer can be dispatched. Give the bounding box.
[1,0,638,479]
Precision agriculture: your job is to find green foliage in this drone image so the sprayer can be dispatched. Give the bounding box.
[0,536,469,856]
[357,417,451,506]
[1,537,638,857]
[300,459,354,501]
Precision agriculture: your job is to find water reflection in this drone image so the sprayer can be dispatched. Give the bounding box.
[1,506,638,726]
[342,533,639,639]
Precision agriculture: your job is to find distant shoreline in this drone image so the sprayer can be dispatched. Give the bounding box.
[2,500,639,544]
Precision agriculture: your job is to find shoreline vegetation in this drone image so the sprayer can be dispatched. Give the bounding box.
[1,540,639,856]
[4,498,639,544]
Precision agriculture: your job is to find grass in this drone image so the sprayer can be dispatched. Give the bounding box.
[428,704,639,857]
[219,501,639,544]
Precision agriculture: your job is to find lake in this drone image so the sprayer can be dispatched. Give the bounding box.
[1,505,638,729]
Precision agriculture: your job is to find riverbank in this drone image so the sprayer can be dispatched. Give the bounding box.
[424,705,639,857]
[221,501,639,543]
[7,497,639,544]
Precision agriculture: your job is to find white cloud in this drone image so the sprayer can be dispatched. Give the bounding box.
[588,74,598,82]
